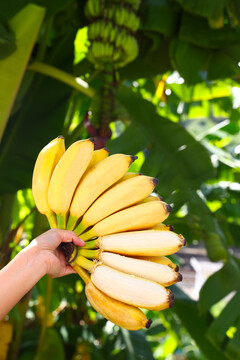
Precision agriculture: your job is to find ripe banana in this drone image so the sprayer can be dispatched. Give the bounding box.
[87,147,109,169]
[140,195,162,203]
[74,265,152,330]
[48,138,94,229]
[100,252,182,286]
[91,264,174,310]
[68,154,137,231]
[79,201,172,240]
[32,136,65,228]
[136,256,179,272]
[119,172,142,181]
[97,230,186,256]
[153,223,175,231]
[77,176,158,234]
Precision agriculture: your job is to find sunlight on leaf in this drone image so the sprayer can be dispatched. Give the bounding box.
[74,27,89,64]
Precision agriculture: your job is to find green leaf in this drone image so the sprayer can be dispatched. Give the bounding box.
[179,11,240,49]
[0,0,74,21]
[187,191,228,261]
[120,329,154,360]
[119,38,172,80]
[36,328,65,360]
[0,27,77,194]
[116,88,215,198]
[0,4,45,142]
[206,290,240,347]
[107,122,149,155]
[173,286,228,360]
[175,0,225,20]
[225,318,240,359]
[170,38,210,84]
[168,80,231,102]
[199,256,240,313]
[145,322,166,336]
[208,50,240,80]
[140,0,180,37]
[0,19,16,59]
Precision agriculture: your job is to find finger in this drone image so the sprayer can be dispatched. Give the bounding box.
[53,229,85,247]
[64,265,77,276]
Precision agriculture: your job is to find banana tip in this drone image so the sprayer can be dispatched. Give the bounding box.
[166,204,172,213]
[58,135,64,139]
[89,137,95,144]
[159,196,164,201]
[169,293,175,308]
[104,147,110,153]
[175,265,179,272]
[169,225,175,231]
[130,155,138,163]
[153,178,159,186]
[179,234,186,246]
[145,319,152,329]
[177,273,183,282]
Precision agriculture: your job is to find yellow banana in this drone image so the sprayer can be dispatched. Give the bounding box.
[79,201,172,240]
[135,255,179,272]
[97,230,186,256]
[91,264,174,310]
[48,138,94,228]
[152,223,175,231]
[74,265,151,330]
[32,136,65,228]
[87,147,109,170]
[140,195,163,203]
[77,176,158,234]
[116,172,141,183]
[68,154,137,231]
[100,252,182,286]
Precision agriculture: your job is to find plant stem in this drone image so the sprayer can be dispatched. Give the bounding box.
[100,63,114,137]
[28,61,95,98]
[35,276,53,360]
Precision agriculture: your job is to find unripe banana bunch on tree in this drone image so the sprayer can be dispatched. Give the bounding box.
[85,0,140,68]
[32,136,186,330]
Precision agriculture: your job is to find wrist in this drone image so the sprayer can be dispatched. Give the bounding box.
[26,239,49,277]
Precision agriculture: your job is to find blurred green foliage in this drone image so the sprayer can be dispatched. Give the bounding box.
[0,0,240,359]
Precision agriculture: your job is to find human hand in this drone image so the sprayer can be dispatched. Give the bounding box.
[30,229,85,278]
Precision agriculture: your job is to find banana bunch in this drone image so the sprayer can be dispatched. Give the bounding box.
[32,136,186,330]
[84,0,140,68]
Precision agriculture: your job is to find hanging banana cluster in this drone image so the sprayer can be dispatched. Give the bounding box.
[32,136,186,331]
[85,0,140,68]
